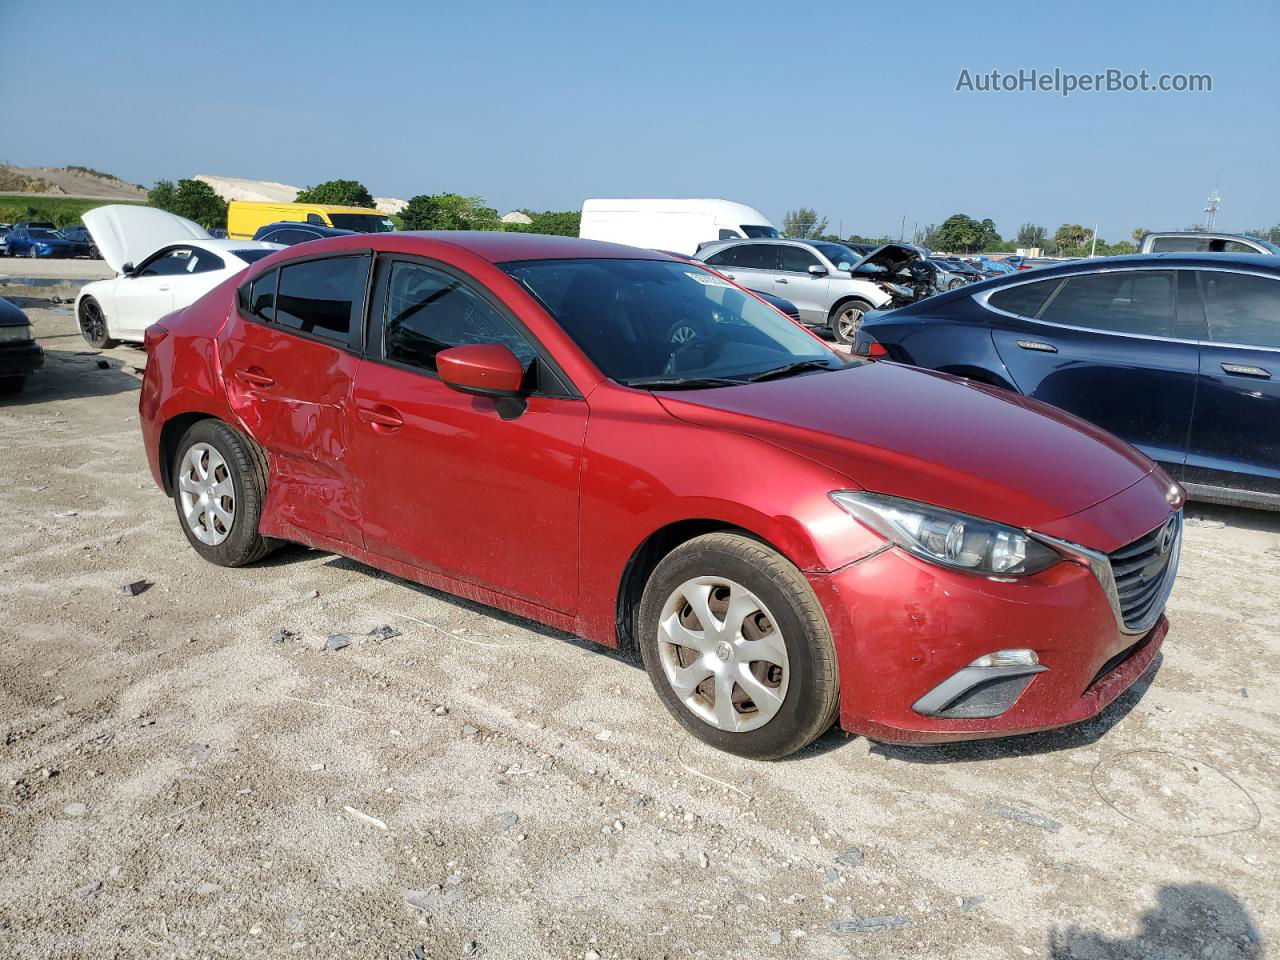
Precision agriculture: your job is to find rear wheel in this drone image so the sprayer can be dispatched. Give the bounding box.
[78,297,118,349]
[637,533,839,759]
[829,300,872,345]
[172,419,274,567]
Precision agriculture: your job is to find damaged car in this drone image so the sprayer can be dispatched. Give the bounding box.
[75,205,281,347]
[696,238,936,345]
[139,232,1183,760]
[0,297,43,393]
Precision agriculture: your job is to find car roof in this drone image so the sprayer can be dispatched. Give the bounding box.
[393,231,672,263]
[257,221,355,236]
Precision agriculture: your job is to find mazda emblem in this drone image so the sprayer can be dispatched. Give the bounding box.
[1158,518,1177,556]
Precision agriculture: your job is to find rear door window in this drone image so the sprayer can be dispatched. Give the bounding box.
[987,279,1060,318]
[275,255,371,347]
[1037,271,1176,337]
[1199,271,1280,348]
[247,269,278,321]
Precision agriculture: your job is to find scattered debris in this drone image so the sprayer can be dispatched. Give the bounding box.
[195,882,221,896]
[269,627,297,645]
[584,950,601,960]
[824,867,839,883]
[73,880,103,901]
[960,895,987,912]
[1185,516,1225,529]
[433,705,449,716]
[368,625,402,640]
[767,932,783,946]
[309,762,325,772]
[595,729,613,742]
[830,915,912,934]
[462,725,478,737]
[63,803,86,817]
[167,801,203,820]
[404,888,464,911]
[698,852,709,869]
[188,743,213,766]
[325,634,353,652]
[835,847,864,868]
[120,580,151,597]
[984,800,1062,833]
[407,947,428,960]
[464,941,479,957]
[343,805,387,831]
[499,812,519,830]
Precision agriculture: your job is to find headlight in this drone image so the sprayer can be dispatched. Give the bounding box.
[829,491,1061,576]
[0,324,33,343]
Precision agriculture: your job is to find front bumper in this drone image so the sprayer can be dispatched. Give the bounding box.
[0,341,45,378]
[809,519,1172,745]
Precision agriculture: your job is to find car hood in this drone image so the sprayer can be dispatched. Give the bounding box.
[850,242,927,275]
[654,362,1155,531]
[83,205,211,274]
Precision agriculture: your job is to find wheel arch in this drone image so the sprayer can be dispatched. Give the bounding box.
[614,518,783,653]
[827,294,877,323]
[157,412,222,495]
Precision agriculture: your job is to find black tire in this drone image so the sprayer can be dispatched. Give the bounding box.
[637,532,839,760]
[171,419,275,567]
[947,278,965,290]
[27,248,37,259]
[0,376,25,394]
[78,297,118,349]
[828,299,873,345]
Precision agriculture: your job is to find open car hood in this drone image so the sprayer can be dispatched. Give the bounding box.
[83,205,211,274]
[849,242,927,275]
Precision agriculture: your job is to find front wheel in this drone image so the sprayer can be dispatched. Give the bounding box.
[948,278,965,290]
[637,533,839,759]
[172,419,275,567]
[78,297,118,349]
[829,300,872,345]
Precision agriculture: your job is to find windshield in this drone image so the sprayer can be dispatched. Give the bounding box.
[740,224,779,238]
[328,213,395,233]
[233,249,278,264]
[812,242,860,268]
[502,258,846,387]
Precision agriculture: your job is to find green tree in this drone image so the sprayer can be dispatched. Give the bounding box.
[503,209,581,236]
[931,214,986,252]
[148,178,227,229]
[294,179,375,208]
[400,193,502,231]
[1131,226,1148,245]
[1053,223,1092,255]
[781,208,828,240]
[1015,222,1047,248]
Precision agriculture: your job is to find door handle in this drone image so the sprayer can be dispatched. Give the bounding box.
[776,278,789,284]
[357,404,404,430]
[234,367,274,388]
[725,274,735,280]
[1016,339,1058,353]
[1221,362,1271,379]
[158,284,171,291]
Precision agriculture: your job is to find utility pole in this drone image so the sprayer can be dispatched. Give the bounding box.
[900,215,906,241]
[1090,221,1100,257]
[1203,186,1221,230]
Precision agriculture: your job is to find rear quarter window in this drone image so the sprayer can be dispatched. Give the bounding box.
[275,256,371,347]
[987,279,1060,318]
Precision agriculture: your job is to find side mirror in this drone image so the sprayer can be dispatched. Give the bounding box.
[121,262,135,277]
[808,264,828,277]
[437,344,525,398]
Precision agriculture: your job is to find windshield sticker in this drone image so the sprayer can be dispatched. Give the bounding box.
[685,271,733,288]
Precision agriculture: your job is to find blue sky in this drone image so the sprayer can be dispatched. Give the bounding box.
[2,0,1275,242]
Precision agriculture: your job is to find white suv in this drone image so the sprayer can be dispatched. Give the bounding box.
[695,238,895,343]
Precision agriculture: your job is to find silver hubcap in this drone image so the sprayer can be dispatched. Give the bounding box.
[838,308,862,338]
[178,443,235,545]
[658,577,789,733]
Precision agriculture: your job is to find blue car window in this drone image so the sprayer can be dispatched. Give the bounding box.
[1199,271,1280,348]
[988,279,1060,318]
[1038,271,1176,338]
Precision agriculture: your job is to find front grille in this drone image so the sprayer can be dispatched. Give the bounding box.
[1108,516,1179,631]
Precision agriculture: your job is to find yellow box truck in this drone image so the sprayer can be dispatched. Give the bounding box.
[227,202,396,239]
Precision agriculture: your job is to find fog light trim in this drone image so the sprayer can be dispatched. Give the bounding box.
[913,661,1047,719]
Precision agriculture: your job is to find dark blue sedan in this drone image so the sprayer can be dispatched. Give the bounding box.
[3,226,76,258]
[855,253,1280,510]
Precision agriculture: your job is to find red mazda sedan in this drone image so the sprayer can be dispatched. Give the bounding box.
[139,232,1183,759]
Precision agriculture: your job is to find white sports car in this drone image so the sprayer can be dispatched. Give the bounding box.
[76,206,281,347]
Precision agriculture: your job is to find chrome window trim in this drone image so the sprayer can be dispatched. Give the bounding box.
[973,264,1280,353]
[1029,511,1182,636]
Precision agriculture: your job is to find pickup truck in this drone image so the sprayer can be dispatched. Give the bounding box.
[1139,231,1279,255]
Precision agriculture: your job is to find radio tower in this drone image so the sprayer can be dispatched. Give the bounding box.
[1203,186,1221,230]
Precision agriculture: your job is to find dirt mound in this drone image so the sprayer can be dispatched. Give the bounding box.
[0,164,148,200]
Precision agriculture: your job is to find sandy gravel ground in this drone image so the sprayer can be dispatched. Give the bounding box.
[0,291,1276,960]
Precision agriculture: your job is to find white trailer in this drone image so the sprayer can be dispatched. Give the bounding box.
[579,198,779,255]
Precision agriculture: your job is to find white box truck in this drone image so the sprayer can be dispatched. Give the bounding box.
[578,199,779,255]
